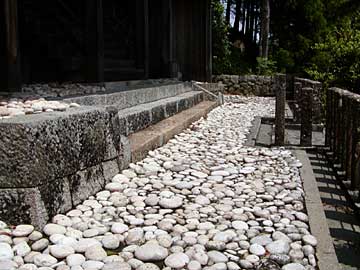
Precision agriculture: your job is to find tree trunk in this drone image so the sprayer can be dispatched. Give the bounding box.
[254,6,258,42]
[225,0,232,25]
[234,0,242,32]
[259,0,270,58]
[245,0,251,36]
[249,0,255,42]
[241,0,246,35]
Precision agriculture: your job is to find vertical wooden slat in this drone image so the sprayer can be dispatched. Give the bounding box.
[345,94,355,179]
[275,75,286,146]
[300,88,313,146]
[333,90,341,161]
[351,97,360,189]
[4,0,22,91]
[325,89,333,147]
[331,89,337,153]
[168,0,176,77]
[144,0,149,79]
[84,0,104,83]
[339,93,348,169]
[0,2,6,90]
[205,0,212,82]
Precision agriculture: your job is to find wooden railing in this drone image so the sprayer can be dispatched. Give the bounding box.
[326,88,360,194]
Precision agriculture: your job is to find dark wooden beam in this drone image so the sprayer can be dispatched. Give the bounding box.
[168,0,176,77]
[0,2,6,90]
[168,0,178,78]
[135,0,144,76]
[4,0,21,91]
[144,0,149,79]
[84,0,104,83]
[205,0,212,82]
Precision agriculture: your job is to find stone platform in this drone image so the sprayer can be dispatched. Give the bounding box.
[0,83,219,228]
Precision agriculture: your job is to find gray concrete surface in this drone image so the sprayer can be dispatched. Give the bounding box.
[295,150,341,270]
[307,150,360,270]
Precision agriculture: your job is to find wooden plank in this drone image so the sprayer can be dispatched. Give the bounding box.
[4,0,21,91]
[84,0,104,83]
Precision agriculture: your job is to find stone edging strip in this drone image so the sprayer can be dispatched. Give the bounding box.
[294,150,341,270]
[129,101,218,163]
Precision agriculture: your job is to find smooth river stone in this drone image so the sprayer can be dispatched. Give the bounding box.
[0,243,14,260]
[302,235,317,246]
[231,221,249,230]
[159,197,183,209]
[33,254,58,267]
[249,243,266,256]
[85,245,107,261]
[43,224,66,236]
[12,225,35,237]
[50,245,75,259]
[134,243,168,261]
[207,251,228,263]
[266,240,290,254]
[13,241,31,257]
[164,252,190,268]
[281,263,306,270]
[66,254,86,267]
[250,235,272,246]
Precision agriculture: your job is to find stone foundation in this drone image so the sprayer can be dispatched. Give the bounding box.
[214,74,324,124]
[213,75,274,96]
[293,77,323,124]
[0,83,210,228]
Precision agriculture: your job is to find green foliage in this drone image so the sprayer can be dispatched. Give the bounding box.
[306,16,360,90]
[211,0,360,91]
[272,48,295,73]
[256,57,277,75]
[270,0,327,74]
[212,0,231,74]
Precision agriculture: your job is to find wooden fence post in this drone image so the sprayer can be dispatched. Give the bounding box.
[325,89,333,147]
[300,87,313,146]
[275,74,286,146]
[351,97,360,190]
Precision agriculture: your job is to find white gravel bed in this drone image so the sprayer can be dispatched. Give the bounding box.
[0,96,317,270]
[0,98,80,119]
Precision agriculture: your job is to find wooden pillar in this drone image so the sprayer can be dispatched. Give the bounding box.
[4,0,21,91]
[205,0,212,82]
[168,0,176,78]
[275,74,286,146]
[84,0,104,83]
[144,0,149,79]
[300,88,313,146]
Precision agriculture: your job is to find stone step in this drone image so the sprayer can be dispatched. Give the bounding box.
[129,101,218,163]
[0,84,215,228]
[117,90,204,136]
[63,82,192,109]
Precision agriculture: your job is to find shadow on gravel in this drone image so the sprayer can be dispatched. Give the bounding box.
[307,150,360,270]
